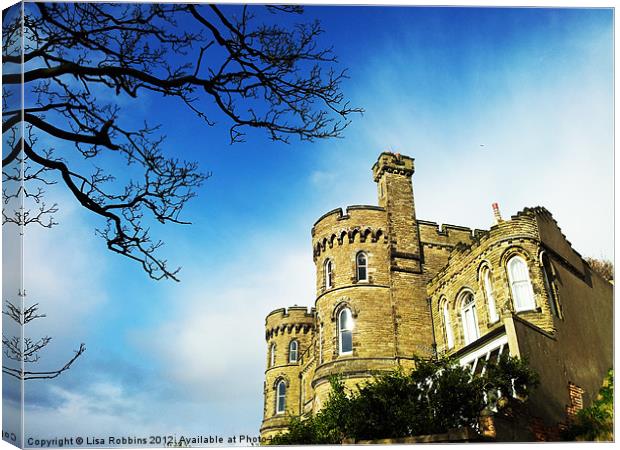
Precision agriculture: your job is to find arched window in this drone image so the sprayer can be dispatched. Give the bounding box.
[441,300,455,349]
[541,253,560,317]
[338,308,354,355]
[482,267,499,323]
[269,343,276,367]
[356,252,368,282]
[276,380,286,414]
[324,259,333,289]
[461,292,479,345]
[507,256,536,312]
[289,340,298,363]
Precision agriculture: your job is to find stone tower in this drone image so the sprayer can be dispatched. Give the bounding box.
[261,152,444,440]
[372,152,433,362]
[311,200,393,408]
[261,307,314,438]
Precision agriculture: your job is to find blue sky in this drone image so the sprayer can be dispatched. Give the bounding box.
[2,4,613,444]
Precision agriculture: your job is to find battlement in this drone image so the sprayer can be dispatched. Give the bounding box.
[418,220,482,247]
[266,306,315,323]
[311,205,385,234]
[428,209,542,287]
[372,152,415,182]
[514,206,584,270]
[511,206,553,220]
[311,205,388,260]
[265,306,315,340]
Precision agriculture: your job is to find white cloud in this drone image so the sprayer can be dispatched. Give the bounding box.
[19,190,109,348]
[132,237,315,418]
[309,32,613,260]
[24,382,184,439]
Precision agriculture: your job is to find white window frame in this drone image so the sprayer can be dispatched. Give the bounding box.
[289,340,298,363]
[459,334,510,409]
[338,308,354,355]
[461,292,479,346]
[507,256,536,312]
[356,252,368,282]
[483,267,499,323]
[276,380,286,414]
[459,334,509,368]
[442,301,455,349]
[324,259,333,289]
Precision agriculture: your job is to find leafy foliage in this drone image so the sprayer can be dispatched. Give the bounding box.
[563,369,613,441]
[585,258,614,283]
[269,355,539,444]
[271,378,350,445]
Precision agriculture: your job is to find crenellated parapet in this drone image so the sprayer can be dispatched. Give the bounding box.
[512,206,585,277]
[313,226,387,260]
[312,206,388,260]
[312,205,386,232]
[417,219,484,248]
[371,151,415,182]
[428,212,540,289]
[265,306,315,340]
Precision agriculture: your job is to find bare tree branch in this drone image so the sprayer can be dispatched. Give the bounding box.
[2,299,85,381]
[2,3,360,281]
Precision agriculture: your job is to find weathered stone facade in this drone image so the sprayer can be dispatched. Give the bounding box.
[259,152,613,442]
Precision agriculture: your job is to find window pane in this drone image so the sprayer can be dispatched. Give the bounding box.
[277,381,286,413]
[509,257,535,311]
[514,281,534,311]
[358,266,367,281]
[340,309,353,331]
[471,305,479,339]
[325,260,332,288]
[341,330,352,353]
[462,304,479,345]
[463,309,472,344]
[357,253,368,281]
[339,308,354,354]
[463,293,474,307]
[484,270,499,322]
[510,258,528,281]
[357,253,366,265]
[442,303,454,349]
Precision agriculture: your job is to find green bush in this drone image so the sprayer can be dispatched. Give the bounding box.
[269,354,538,444]
[563,369,613,441]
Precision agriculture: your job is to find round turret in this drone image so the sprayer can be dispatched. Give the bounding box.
[310,205,399,405]
[261,306,315,440]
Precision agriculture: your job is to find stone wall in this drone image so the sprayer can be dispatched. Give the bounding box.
[428,213,558,355]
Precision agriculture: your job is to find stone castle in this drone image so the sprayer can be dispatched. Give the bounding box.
[260,152,612,441]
